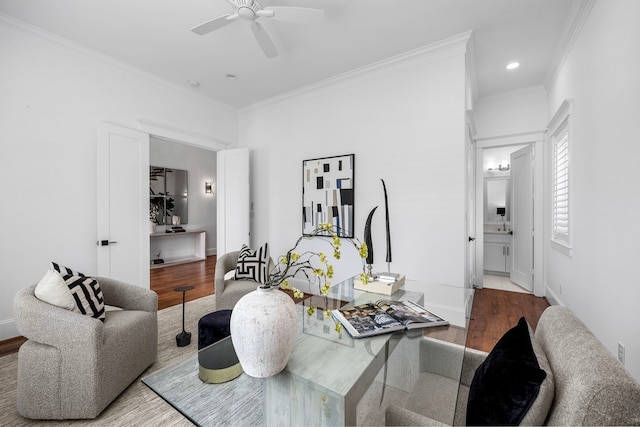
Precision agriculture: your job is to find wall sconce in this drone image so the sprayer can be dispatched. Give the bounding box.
[205,181,213,195]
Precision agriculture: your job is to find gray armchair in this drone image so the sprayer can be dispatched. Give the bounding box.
[14,277,158,419]
[215,251,275,310]
[385,306,640,426]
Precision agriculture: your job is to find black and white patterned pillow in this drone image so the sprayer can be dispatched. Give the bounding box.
[234,243,269,284]
[51,262,106,321]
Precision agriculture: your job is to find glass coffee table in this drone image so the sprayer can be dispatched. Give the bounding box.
[142,278,466,426]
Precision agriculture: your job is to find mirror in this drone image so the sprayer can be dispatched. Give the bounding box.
[150,166,188,225]
[485,177,510,223]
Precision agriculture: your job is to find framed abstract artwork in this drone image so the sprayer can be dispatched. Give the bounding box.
[302,154,355,237]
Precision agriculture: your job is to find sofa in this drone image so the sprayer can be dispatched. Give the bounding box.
[214,250,274,310]
[385,306,640,426]
[14,277,158,419]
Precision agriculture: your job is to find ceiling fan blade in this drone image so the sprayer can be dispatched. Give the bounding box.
[191,15,234,35]
[263,7,324,24]
[251,22,278,58]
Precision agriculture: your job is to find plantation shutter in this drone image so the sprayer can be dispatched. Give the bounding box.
[552,124,569,243]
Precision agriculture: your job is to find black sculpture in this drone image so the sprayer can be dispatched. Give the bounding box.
[364,206,378,273]
[362,179,397,278]
[381,179,392,264]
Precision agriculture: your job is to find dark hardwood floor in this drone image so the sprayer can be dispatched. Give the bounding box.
[466,287,550,352]
[1,260,549,356]
[151,255,216,310]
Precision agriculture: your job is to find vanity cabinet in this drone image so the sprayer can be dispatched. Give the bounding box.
[484,233,511,273]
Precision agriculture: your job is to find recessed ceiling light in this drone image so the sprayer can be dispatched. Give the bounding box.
[187,80,200,88]
[225,74,238,80]
[506,62,520,70]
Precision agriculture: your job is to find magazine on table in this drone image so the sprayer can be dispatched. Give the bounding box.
[331,299,449,338]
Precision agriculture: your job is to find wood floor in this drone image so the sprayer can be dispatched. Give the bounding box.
[151,255,216,310]
[0,258,549,356]
[466,287,550,352]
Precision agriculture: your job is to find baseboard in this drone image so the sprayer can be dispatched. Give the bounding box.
[544,283,564,307]
[0,318,19,341]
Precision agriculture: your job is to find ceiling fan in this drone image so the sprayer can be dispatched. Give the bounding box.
[191,0,324,59]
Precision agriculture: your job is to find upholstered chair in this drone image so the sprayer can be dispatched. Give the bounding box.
[14,277,158,419]
[214,250,274,310]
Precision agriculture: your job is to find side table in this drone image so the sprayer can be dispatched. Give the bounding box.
[174,285,194,347]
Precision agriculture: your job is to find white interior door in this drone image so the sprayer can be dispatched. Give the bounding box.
[217,148,250,256]
[97,123,150,288]
[510,145,533,291]
[465,121,476,316]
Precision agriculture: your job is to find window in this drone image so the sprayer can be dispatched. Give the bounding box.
[552,124,569,242]
[548,100,573,253]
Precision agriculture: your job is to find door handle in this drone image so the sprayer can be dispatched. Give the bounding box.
[97,240,118,246]
[468,237,475,242]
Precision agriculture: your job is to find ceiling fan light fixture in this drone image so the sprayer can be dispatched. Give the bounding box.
[190,0,323,59]
[225,74,238,80]
[506,62,520,70]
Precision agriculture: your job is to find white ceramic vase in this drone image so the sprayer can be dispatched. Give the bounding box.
[230,286,298,378]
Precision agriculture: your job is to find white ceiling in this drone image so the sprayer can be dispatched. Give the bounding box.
[0,0,578,109]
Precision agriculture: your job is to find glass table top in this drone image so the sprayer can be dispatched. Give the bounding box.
[142,277,467,426]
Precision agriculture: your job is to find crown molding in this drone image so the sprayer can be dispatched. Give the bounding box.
[474,129,546,147]
[240,31,473,114]
[476,84,546,104]
[543,0,597,90]
[137,118,231,150]
[465,31,479,107]
[0,13,237,114]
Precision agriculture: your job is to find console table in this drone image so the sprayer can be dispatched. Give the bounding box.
[150,229,206,269]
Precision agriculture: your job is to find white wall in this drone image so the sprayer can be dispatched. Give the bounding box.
[474,87,548,138]
[545,0,640,380]
[150,137,217,257]
[239,37,470,325]
[0,18,237,339]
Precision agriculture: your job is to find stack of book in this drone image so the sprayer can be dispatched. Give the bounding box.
[353,272,405,295]
[166,226,186,233]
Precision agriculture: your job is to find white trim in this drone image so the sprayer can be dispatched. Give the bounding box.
[543,0,597,90]
[551,238,572,256]
[544,282,564,307]
[0,318,18,342]
[548,99,574,256]
[137,118,230,151]
[0,13,237,113]
[477,84,546,104]
[474,132,545,297]
[465,31,479,107]
[475,130,546,147]
[466,110,477,139]
[241,31,472,113]
[547,99,574,132]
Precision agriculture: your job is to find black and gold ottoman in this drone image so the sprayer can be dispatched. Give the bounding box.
[197,310,242,383]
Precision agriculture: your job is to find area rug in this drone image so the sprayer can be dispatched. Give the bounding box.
[0,295,216,426]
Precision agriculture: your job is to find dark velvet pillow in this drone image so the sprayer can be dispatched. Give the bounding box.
[467,317,547,426]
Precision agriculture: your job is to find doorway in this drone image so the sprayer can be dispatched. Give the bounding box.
[474,131,544,297]
[149,137,217,265]
[481,145,531,293]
